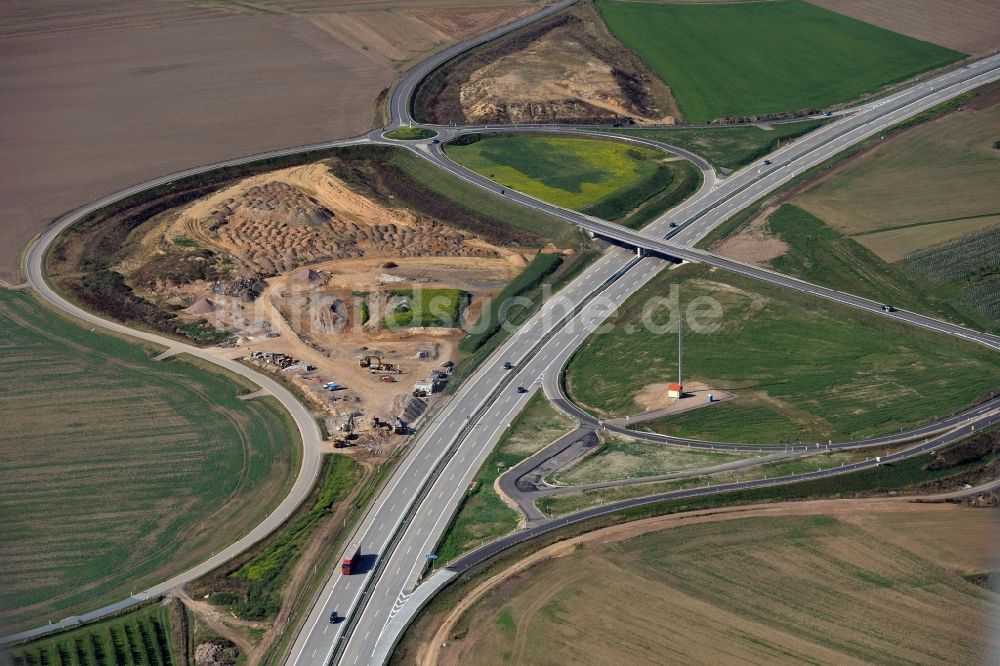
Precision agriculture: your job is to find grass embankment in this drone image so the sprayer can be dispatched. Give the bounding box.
[383,127,437,141]
[766,205,999,332]
[538,443,906,517]
[0,291,299,633]
[597,0,964,123]
[550,436,760,486]
[392,426,1000,666]
[697,86,988,251]
[444,134,700,228]
[564,263,1000,443]
[188,454,361,621]
[760,99,1000,330]
[459,254,562,356]
[382,288,469,329]
[433,393,574,565]
[603,119,826,173]
[5,602,182,666]
[387,149,581,249]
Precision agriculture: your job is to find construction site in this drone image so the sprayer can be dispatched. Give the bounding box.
[108,158,537,458]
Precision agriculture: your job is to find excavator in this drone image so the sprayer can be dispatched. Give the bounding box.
[359,355,382,369]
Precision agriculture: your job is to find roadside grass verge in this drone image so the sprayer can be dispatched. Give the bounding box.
[388,150,580,249]
[432,393,575,566]
[444,134,698,227]
[697,85,987,250]
[597,0,964,122]
[188,454,362,621]
[460,254,562,355]
[744,97,1000,330]
[0,290,299,633]
[447,247,601,393]
[4,601,182,666]
[563,263,1000,443]
[601,119,826,173]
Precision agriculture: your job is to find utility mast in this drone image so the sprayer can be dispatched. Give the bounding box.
[677,312,683,387]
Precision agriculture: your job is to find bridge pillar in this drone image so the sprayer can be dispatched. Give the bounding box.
[636,247,646,258]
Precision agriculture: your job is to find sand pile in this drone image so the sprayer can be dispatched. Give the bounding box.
[291,267,322,284]
[392,394,428,423]
[184,297,217,314]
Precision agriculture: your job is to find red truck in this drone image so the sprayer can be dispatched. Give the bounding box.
[341,543,361,575]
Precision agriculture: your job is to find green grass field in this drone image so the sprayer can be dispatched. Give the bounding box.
[444,134,699,227]
[603,119,825,173]
[597,0,964,122]
[792,101,1000,241]
[763,100,1000,330]
[0,291,299,632]
[383,288,468,328]
[4,603,180,666]
[564,264,1000,443]
[433,393,574,565]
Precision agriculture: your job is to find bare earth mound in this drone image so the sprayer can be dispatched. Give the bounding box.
[178,164,501,276]
[811,0,1000,56]
[415,3,679,125]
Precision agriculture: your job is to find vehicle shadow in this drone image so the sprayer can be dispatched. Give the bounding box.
[353,553,378,575]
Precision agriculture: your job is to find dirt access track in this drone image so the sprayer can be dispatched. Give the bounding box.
[0,0,542,284]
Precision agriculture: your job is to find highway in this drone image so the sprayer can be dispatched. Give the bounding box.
[296,27,1000,666]
[8,0,999,657]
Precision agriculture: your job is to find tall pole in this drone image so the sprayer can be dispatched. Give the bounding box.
[678,309,683,387]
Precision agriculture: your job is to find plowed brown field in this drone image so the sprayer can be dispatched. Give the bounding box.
[0,1,541,283]
[810,0,1000,56]
[425,501,1000,666]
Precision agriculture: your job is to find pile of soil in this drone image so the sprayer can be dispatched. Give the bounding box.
[199,175,502,276]
[184,297,217,314]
